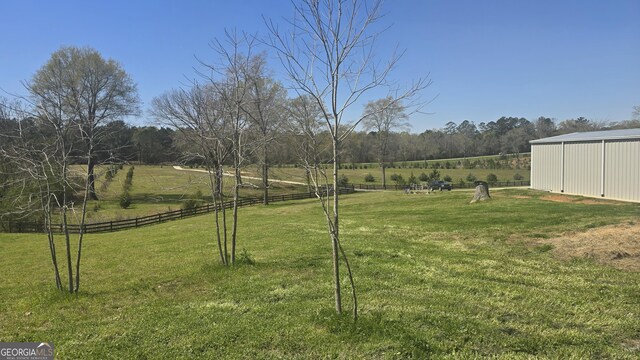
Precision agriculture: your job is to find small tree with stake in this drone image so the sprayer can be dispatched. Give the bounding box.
[266,0,429,319]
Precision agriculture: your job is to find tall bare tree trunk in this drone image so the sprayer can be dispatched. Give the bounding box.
[262,144,269,205]
[74,147,93,293]
[332,136,342,314]
[44,194,62,290]
[231,131,241,265]
[381,163,386,189]
[61,160,74,293]
[209,164,226,265]
[87,157,98,200]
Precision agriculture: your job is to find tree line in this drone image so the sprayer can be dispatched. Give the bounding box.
[5,111,638,170]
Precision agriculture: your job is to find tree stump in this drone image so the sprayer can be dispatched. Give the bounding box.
[470,181,491,203]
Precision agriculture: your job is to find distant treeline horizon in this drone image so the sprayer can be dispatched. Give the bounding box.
[1,115,638,166]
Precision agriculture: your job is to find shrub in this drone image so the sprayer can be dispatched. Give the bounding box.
[418,172,429,182]
[194,189,204,200]
[364,173,375,182]
[237,248,255,265]
[466,173,477,182]
[119,191,132,209]
[429,169,440,181]
[124,166,134,187]
[390,173,405,186]
[182,199,200,210]
[486,173,498,184]
[337,174,349,187]
[513,173,524,180]
[443,175,452,182]
[408,172,417,185]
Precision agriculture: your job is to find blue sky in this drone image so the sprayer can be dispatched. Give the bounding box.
[1,0,638,132]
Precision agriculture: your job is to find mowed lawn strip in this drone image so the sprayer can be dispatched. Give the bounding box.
[0,190,638,358]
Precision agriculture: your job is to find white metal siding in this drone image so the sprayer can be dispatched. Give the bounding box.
[604,140,640,201]
[564,142,601,197]
[531,131,640,202]
[531,144,562,191]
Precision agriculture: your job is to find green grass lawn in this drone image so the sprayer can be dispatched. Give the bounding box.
[1,189,639,358]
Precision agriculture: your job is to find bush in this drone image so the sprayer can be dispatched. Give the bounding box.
[237,248,255,265]
[443,175,452,182]
[182,199,200,210]
[466,173,477,182]
[337,174,349,187]
[418,172,429,182]
[408,172,417,185]
[486,173,498,184]
[390,173,405,186]
[119,191,132,209]
[123,166,134,190]
[364,173,375,183]
[513,173,524,180]
[194,189,204,200]
[429,169,440,181]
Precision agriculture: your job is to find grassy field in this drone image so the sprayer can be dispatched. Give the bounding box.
[73,165,306,223]
[256,166,530,186]
[248,153,533,186]
[1,189,639,358]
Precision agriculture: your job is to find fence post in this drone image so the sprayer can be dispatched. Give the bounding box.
[110,221,113,232]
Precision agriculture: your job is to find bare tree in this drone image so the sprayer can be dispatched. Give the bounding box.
[242,54,288,205]
[151,83,233,265]
[267,0,428,318]
[362,97,409,188]
[197,30,256,265]
[284,95,327,192]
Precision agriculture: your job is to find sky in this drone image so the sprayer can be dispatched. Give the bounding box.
[1,0,638,132]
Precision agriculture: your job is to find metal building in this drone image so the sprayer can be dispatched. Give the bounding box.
[530,128,640,202]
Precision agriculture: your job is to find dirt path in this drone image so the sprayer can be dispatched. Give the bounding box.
[172,166,307,186]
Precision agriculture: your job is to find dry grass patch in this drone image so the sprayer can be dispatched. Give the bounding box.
[537,222,640,271]
[540,194,626,205]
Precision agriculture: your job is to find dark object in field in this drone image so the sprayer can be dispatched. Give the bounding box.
[429,180,452,191]
[470,181,491,203]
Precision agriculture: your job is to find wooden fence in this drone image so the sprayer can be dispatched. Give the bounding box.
[3,187,355,235]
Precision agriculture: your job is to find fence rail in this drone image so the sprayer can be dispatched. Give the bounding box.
[3,187,355,235]
[349,180,530,191]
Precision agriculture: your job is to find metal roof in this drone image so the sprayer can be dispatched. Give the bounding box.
[530,128,640,144]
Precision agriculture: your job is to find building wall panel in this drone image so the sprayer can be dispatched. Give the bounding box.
[563,142,601,197]
[531,144,562,191]
[604,140,640,201]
